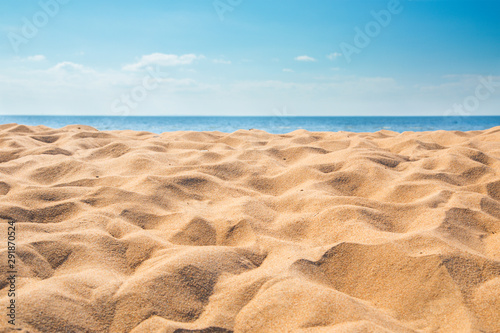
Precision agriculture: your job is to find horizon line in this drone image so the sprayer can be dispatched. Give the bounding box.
[1,115,499,118]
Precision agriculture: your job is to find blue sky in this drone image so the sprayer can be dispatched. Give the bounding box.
[0,0,499,116]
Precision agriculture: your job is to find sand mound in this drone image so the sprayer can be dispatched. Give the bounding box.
[1,124,500,332]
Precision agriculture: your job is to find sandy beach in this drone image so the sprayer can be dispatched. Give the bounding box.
[1,123,500,332]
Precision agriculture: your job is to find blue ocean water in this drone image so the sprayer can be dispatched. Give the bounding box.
[0,116,499,134]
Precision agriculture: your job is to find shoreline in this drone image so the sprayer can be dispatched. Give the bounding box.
[1,116,500,134]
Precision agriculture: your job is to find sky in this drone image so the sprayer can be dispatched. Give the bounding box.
[0,0,499,116]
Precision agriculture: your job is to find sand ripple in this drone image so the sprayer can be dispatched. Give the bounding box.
[1,124,500,332]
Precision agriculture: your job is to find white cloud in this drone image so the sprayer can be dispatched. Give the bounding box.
[294,55,316,62]
[157,78,196,86]
[282,68,294,72]
[26,55,46,62]
[418,75,500,95]
[327,53,342,60]
[8,60,492,116]
[233,80,316,91]
[213,59,231,65]
[123,53,204,71]
[48,61,95,74]
[179,68,197,73]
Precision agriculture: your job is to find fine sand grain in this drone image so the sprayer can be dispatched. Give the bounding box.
[1,124,500,332]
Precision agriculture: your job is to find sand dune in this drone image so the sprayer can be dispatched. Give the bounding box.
[1,124,500,332]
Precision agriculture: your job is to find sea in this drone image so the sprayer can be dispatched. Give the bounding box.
[0,116,499,134]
